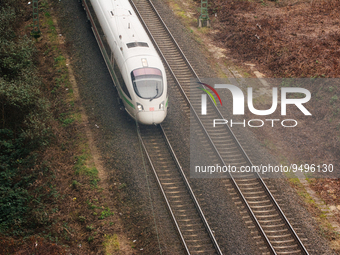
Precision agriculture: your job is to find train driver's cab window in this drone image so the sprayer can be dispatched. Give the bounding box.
[131,68,163,101]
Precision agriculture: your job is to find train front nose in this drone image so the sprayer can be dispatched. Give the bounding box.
[136,110,167,125]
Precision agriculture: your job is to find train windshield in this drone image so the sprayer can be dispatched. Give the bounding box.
[131,68,163,100]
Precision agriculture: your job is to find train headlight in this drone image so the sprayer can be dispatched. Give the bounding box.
[137,103,144,111]
[159,101,164,110]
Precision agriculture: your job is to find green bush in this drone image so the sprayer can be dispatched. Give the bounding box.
[0,37,35,80]
[0,5,16,41]
[0,1,52,236]
[0,129,36,234]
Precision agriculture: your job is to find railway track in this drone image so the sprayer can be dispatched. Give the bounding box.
[138,125,222,254]
[129,0,310,254]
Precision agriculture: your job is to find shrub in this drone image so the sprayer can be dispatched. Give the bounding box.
[0,129,36,234]
[0,1,51,236]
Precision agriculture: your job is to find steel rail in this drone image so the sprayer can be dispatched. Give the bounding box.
[160,124,223,255]
[137,128,191,254]
[129,0,309,254]
[138,124,222,254]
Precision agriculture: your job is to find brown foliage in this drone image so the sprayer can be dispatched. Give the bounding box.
[0,236,67,255]
[211,0,340,77]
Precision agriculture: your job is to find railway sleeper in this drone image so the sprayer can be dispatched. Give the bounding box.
[264,229,290,234]
[189,248,218,254]
[187,243,216,251]
[185,239,215,245]
[176,218,204,225]
[165,190,189,196]
[270,239,297,244]
[273,244,299,250]
[243,195,268,199]
[267,233,293,239]
[258,218,283,224]
[236,181,262,186]
[276,251,303,255]
[170,201,197,207]
[249,204,274,209]
[239,188,265,193]
[251,208,276,214]
[180,227,207,233]
[255,213,281,219]
[162,184,187,190]
[175,213,202,221]
[261,223,286,228]
[246,200,272,204]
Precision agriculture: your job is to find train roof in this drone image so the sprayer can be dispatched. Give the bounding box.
[96,0,158,60]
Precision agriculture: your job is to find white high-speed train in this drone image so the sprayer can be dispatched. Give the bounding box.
[82,0,168,125]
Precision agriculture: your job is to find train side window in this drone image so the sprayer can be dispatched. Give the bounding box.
[114,61,131,100]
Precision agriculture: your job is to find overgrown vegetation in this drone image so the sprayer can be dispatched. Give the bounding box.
[0,0,52,236]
